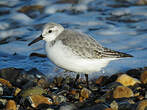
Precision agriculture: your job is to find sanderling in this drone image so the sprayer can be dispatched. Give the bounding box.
[28,23,133,86]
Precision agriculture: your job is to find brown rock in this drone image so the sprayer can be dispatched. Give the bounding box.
[113,86,134,98]
[116,74,141,86]
[105,108,113,110]
[0,78,12,88]
[137,100,147,110]
[80,88,91,99]
[28,95,53,108]
[137,0,147,5]
[18,5,44,13]
[95,76,105,85]
[6,100,16,110]
[140,70,147,84]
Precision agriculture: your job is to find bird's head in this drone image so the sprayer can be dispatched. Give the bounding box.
[28,23,64,46]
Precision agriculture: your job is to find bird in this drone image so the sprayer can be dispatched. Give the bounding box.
[28,22,133,87]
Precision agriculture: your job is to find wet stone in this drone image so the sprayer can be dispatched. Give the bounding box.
[110,100,118,110]
[18,5,44,18]
[126,69,142,79]
[27,95,53,108]
[37,77,50,88]
[0,78,13,88]
[14,88,21,96]
[21,86,47,98]
[5,100,16,110]
[0,86,3,95]
[137,100,147,110]
[140,70,147,84]
[118,102,136,110]
[59,103,77,110]
[0,99,7,109]
[52,95,67,105]
[54,76,64,87]
[113,86,134,98]
[80,88,91,99]
[116,74,141,86]
[0,68,25,86]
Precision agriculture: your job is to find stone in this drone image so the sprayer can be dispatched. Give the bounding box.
[137,0,147,5]
[21,86,47,98]
[52,95,67,104]
[18,5,44,18]
[118,102,136,110]
[80,88,91,99]
[126,69,141,79]
[5,100,16,110]
[27,95,53,108]
[0,78,12,88]
[95,76,105,85]
[14,88,21,96]
[110,100,118,110]
[113,86,134,98]
[79,104,108,110]
[137,100,147,110]
[116,74,141,86]
[37,77,49,88]
[0,86,3,95]
[59,103,77,110]
[140,70,147,84]
[0,99,7,108]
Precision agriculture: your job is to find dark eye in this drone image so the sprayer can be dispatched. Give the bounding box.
[48,30,52,33]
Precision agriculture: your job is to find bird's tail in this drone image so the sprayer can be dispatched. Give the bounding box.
[102,47,133,58]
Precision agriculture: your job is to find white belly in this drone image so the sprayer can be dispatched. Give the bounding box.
[45,41,116,74]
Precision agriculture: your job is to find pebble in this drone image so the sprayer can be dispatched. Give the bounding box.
[140,70,147,84]
[37,77,49,88]
[14,88,21,96]
[80,88,91,99]
[59,103,77,110]
[0,86,3,95]
[27,94,53,108]
[51,94,67,104]
[110,100,118,110]
[116,74,141,86]
[113,86,134,98]
[0,99,7,107]
[137,100,147,110]
[21,86,47,98]
[0,78,13,88]
[5,100,16,110]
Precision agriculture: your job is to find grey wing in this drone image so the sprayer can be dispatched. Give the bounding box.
[57,30,104,59]
[57,30,133,59]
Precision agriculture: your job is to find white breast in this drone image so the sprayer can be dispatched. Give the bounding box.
[45,41,117,74]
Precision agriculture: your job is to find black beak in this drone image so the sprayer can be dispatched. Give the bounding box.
[28,35,43,46]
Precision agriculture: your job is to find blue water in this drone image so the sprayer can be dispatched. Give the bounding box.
[0,0,147,77]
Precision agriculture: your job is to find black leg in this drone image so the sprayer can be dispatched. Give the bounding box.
[85,74,89,87]
[74,74,80,83]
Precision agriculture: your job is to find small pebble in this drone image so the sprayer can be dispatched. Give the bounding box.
[110,100,118,110]
[80,88,91,99]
